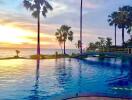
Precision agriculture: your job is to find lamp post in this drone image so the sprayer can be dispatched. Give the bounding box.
[80,0,83,54]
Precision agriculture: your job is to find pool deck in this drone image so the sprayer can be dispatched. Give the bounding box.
[67,97,128,100]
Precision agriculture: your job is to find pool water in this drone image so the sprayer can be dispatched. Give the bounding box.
[0,58,132,100]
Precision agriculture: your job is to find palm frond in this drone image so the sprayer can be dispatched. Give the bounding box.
[23,0,53,18]
[30,4,37,11]
[44,0,53,10]
[42,10,46,17]
[55,25,73,44]
[55,32,59,36]
[43,6,48,13]
[32,10,39,18]
[23,0,32,10]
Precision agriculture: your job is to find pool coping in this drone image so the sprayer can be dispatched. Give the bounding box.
[66,96,129,100]
[63,94,132,100]
[65,96,130,100]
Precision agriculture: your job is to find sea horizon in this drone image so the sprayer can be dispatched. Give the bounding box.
[0,48,79,58]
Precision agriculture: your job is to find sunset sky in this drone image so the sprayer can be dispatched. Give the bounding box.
[0,0,131,49]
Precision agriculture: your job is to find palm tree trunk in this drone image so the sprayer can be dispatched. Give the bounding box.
[37,11,40,58]
[122,26,125,47]
[59,43,63,54]
[115,24,117,47]
[80,0,83,54]
[64,41,66,55]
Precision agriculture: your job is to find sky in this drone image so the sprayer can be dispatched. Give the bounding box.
[0,0,131,49]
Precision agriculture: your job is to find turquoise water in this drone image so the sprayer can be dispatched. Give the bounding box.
[0,58,132,100]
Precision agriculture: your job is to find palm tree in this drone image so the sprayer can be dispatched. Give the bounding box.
[55,29,63,54]
[108,12,119,47]
[117,10,129,46]
[80,0,83,54]
[120,6,132,35]
[23,0,53,58]
[108,10,128,47]
[55,25,73,55]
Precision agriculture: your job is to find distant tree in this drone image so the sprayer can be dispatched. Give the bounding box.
[88,42,96,50]
[16,50,20,57]
[98,37,106,52]
[88,42,100,50]
[23,0,53,58]
[75,40,81,51]
[106,37,112,48]
[55,25,73,54]
[87,37,113,52]
[95,41,101,48]
[98,37,105,47]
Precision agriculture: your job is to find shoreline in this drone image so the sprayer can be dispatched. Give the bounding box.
[0,54,71,60]
[0,52,131,60]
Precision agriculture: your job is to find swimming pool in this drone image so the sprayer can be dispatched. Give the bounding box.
[0,58,131,100]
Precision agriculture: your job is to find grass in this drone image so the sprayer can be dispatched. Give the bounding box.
[30,54,70,59]
[0,54,71,60]
[0,56,27,60]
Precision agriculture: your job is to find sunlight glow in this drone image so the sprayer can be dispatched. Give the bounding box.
[0,25,34,44]
[0,24,56,48]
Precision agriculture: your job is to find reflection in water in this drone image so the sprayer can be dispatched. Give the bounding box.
[55,58,72,87]
[108,59,132,97]
[128,59,132,80]
[120,58,126,75]
[34,59,40,99]
[0,58,132,99]
[24,59,40,100]
[98,57,105,61]
[76,60,82,97]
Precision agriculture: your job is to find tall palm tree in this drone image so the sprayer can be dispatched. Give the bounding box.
[120,6,132,35]
[109,10,128,47]
[117,11,128,46]
[23,0,53,58]
[80,0,83,54]
[108,12,119,47]
[55,25,73,55]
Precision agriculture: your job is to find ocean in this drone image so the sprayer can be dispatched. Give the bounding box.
[0,48,79,58]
